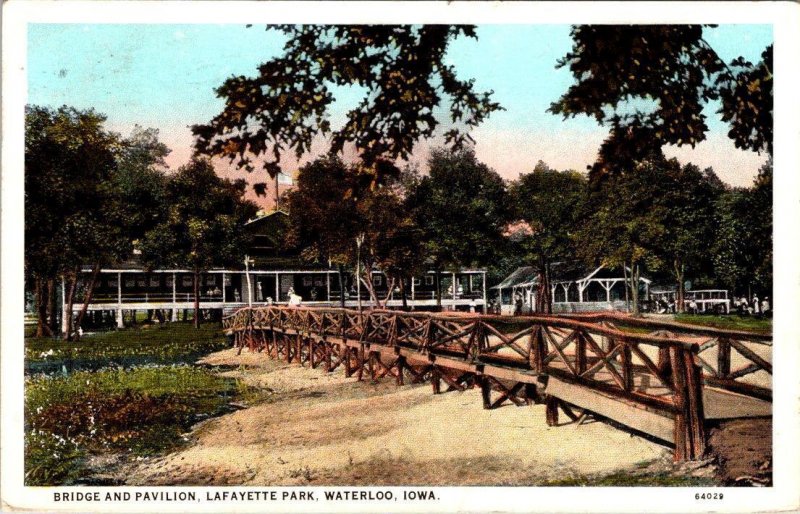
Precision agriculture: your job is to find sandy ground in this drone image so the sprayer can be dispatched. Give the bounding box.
[127,348,674,486]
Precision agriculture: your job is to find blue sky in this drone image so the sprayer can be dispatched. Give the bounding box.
[28,23,773,198]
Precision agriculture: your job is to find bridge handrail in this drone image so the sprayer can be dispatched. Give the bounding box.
[560,312,772,343]
[225,306,704,351]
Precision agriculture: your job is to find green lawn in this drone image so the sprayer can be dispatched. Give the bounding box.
[674,314,772,334]
[26,322,228,370]
[24,321,247,486]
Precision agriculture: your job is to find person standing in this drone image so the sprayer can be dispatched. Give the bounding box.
[752,295,761,316]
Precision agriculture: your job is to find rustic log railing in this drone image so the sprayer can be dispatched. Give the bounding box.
[223,306,772,461]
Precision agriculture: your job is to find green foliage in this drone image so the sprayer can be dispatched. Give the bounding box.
[551,26,772,179]
[139,159,258,326]
[406,148,510,270]
[25,429,86,486]
[718,46,773,155]
[674,314,772,334]
[108,126,171,243]
[25,364,239,484]
[284,156,365,265]
[25,105,123,278]
[508,161,587,279]
[192,25,502,182]
[25,322,227,367]
[712,160,772,295]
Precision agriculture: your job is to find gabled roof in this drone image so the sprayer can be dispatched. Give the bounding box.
[493,261,651,290]
[492,266,538,289]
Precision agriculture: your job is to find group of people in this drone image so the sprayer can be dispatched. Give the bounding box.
[736,295,770,317]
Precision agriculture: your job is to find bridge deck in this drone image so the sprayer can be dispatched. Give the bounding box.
[242,324,770,446]
[225,306,772,460]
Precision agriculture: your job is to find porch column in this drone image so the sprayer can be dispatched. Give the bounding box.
[275,272,280,303]
[411,276,416,302]
[61,276,68,334]
[171,272,177,322]
[327,272,331,302]
[222,272,227,303]
[116,272,124,328]
[482,272,487,314]
[452,272,457,310]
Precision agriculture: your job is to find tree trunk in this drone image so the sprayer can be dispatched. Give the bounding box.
[62,270,78,341]
[193,270,201,329]
[535,260,553,314]
[400,278,408,311]
[47,278,58,335]
[674,259,685,314]
[630,263,641,316]
[34,277,52,337]
[72,264,101,340]
[380,277,396,309]
[623,263,630,312]
[361,264,381,309]
[337,264,346,308]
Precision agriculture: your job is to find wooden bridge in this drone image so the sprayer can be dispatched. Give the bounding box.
[223,306,772,461]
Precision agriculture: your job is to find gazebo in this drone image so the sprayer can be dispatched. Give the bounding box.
[491,262,651,314]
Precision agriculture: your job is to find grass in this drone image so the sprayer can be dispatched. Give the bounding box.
[674,314,772,334]
[23,320,251,485]
[541,471,716,486]
[25,322,228,371]
[25,365,243,485]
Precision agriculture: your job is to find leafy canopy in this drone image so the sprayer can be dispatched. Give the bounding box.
[192,25,502,188]
[550,26,772,179]
[139,159,258,272]
[406,148,510,269]
[25,105,124,277]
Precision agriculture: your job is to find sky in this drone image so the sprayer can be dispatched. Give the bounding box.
[28,23,773,207]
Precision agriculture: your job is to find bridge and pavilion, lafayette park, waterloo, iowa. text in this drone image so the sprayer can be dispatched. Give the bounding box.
[2,2,800,513]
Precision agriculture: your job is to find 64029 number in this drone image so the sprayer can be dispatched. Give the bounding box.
[695,492,724,500]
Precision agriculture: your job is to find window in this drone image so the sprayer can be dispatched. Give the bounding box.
[149,277,160,287]
[165,276,174,287]
[413,278,421,286]
[314,278,324,286]
[136,277,146,287]
[373,274,383,286]
[206,275,216,286]
[125,278,136,288]
[425,276,434,286]
[302,276,313,287]
[108,279,118,288]
[182,276,193,287]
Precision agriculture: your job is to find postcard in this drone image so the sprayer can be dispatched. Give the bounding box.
[2,1,799,512]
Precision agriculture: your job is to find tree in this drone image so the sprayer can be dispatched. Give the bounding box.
[575,158,668,315]
[406,148,510,308]
[284,156,362,306]
[712,159,772,297]
[25,105,123,339]
[645,160,722,312]
[192,25,502,189]
[508,161,587,313]
[140,159,258,328]
[550,26,772,180]
[285,156,423,309]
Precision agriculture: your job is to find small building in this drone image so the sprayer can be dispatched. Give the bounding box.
[491,262,651,315]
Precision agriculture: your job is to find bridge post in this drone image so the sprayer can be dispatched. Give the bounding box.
[669,346,707,461]
[529,326,546,372]
[480,376,491,409]
[545,395,559,426]
[717,338,731,378]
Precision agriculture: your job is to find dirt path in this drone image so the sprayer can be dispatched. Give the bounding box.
[123,348,687,486]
